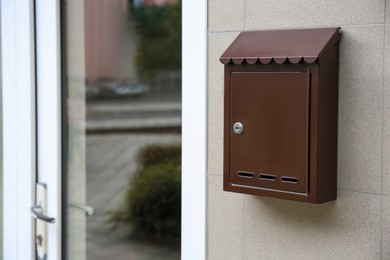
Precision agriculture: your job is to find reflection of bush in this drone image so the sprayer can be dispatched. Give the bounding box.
[129,1,181,83]
[111,144,181,245]
[138,144,181,167]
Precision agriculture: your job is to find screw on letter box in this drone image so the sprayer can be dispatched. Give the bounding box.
[220,27,342,203]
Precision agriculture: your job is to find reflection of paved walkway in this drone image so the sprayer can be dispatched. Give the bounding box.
[86,101,181,133]
[86,134,181,260]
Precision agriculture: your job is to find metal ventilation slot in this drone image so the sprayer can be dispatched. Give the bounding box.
[281,176,299,184]
[259,174,276,182]
[237,171,254,178]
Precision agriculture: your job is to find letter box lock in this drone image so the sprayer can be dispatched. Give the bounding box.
[233,122,243,134]
[220,27,342,204]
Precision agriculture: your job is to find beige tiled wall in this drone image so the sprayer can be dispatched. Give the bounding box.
[207,1,388,259]
[383,12,390,260]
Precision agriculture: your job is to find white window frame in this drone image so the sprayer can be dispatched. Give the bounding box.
[1,0,207,259]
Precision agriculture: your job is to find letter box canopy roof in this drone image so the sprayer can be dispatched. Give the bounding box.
[220,27,341,65]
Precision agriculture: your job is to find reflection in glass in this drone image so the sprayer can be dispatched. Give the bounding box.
[63,1,181,259]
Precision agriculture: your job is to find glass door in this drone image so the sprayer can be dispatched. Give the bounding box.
[62,0,182,259]
[34,0,206,259]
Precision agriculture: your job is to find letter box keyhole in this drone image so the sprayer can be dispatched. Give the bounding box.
[233,122,244,134]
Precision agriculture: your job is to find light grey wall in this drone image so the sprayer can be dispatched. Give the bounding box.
[207,1,390,259]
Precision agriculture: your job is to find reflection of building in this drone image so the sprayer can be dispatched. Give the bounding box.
[133,0,178,7]
[84,0,181,93]
[85,0,137,83]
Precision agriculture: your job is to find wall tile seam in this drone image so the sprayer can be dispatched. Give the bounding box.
[207,173,390,180]
[379,25,386,197]
[380,18,387,260]
[206,186,382,197]
[206,175,385,195]
[206,175,384,195]
[337,23,385,28]
[207,179,384,196]
[207,174,222,177]
[336,188,382,196]
[208,23,386,34]
[381,196,384,260]
[205,186,210,260]
[208,30,242,34]
[243,0,246,30]
[242,189,245,260]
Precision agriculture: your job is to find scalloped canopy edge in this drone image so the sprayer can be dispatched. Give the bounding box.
[219,27,341,65]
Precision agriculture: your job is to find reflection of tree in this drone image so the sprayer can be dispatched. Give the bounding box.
[129,0,181,84]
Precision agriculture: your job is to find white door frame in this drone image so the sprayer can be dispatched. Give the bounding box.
[1,0,36,259]
[182,1,207,259]
[35,0,63,259]
[1,0,207,259]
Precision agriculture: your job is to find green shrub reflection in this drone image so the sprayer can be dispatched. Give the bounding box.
[111,144,181,246]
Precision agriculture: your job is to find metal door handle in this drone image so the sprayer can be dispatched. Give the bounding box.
[31,205,55,223]
[69,203,95,216]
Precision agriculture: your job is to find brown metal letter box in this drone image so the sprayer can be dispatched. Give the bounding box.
[220,27,341,203]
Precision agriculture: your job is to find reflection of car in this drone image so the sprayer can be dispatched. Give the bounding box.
[86,78,149,99]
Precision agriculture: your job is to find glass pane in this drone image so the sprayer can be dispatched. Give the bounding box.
[62,1,181,259]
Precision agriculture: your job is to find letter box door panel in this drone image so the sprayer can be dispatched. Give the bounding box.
[229,72,310,193]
